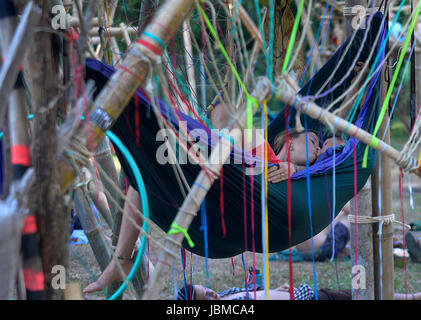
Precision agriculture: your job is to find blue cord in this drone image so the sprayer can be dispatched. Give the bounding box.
[106,130,150,300]
[180,248,188,299]
[304,118,318,299]
[200,200,210,289]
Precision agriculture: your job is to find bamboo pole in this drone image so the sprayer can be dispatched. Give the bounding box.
[88,26,138,37]
[350,181,375,299]
[120,23,132,46]
[142,77,272,300]
[373,1,394,300]
[58,0,197,194]
[73,188,112,272]
[343,0,374,301]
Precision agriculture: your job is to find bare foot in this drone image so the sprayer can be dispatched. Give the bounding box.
[83,258,133,293]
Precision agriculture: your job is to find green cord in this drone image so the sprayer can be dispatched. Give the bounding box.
[167,221,195,248]
[281,0,305,73]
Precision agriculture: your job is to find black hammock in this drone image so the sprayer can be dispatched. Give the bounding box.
[85,12,386,258]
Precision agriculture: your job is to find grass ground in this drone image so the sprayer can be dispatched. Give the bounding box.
[70,126,421,300]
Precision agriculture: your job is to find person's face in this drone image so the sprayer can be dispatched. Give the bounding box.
[279,132,321,166]
[320,136,345,154]
[194,285,220,300]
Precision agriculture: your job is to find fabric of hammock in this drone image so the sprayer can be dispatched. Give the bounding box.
[85,12,385,259]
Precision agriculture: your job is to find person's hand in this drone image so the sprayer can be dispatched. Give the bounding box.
[267,163,296,183]
[276,283,297,292]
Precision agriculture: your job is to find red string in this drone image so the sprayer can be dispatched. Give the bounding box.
[284,106,294,300]
[136,39,162,56]
[190,252,193,300]
[353,139,358,300]
[231,257,235,276]
[242,137,249,298]
[399,168,408,298]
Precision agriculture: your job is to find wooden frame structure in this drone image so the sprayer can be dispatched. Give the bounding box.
[1,0,419,300]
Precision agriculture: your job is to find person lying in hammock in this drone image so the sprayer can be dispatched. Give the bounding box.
[176,282,421,301]
[83,132,346,294]
[83,61,370,294]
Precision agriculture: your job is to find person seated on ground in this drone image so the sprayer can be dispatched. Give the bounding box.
[290,201,351,262]
[177,282,421,301]
[405,231,421,263]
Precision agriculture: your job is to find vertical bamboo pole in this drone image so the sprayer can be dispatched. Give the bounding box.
[58,0,197,193]
[73,188,112,272]
[372,2,394,300]
[350,181,375,300]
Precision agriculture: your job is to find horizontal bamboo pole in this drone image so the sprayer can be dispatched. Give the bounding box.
[88,26,138,37]
[69,16,99,28]
[276,76,420,176]
[142,76,273,300]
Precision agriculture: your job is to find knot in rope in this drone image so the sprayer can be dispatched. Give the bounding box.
[167,221,195,248]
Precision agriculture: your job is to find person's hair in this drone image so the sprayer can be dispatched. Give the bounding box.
[177,284,195,300]
[273,129,319,154]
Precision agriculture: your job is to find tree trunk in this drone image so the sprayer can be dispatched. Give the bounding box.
[262,0,305,80]
[26,2,68,300]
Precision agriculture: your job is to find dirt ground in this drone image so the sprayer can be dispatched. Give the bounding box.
[68,160,421,300]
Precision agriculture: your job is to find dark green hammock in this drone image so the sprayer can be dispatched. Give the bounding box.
[85,12,385,258]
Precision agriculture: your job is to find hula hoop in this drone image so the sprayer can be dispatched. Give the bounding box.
[105,130,150,300]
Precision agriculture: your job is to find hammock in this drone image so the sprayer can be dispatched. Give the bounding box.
[85,12,386,259]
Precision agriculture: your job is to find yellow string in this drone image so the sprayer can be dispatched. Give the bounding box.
[263,100,270,300]
[417,149,421,168]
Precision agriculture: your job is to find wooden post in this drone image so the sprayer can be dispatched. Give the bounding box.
[343,0,374,300]
[372,78,395,299]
